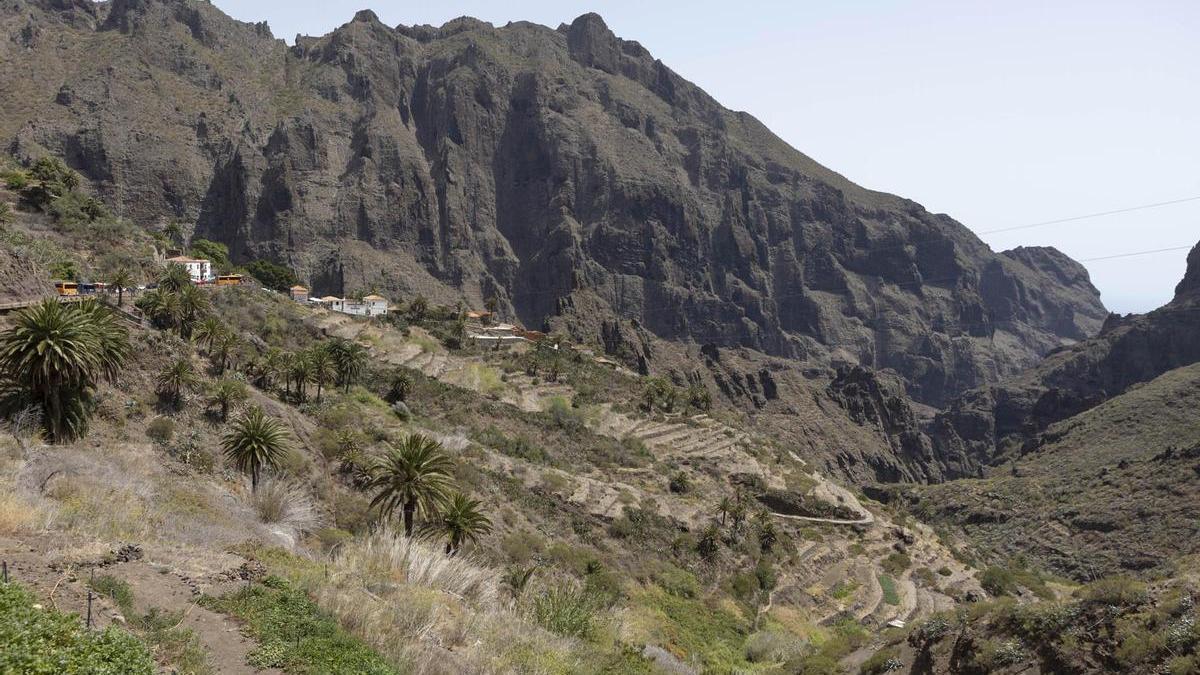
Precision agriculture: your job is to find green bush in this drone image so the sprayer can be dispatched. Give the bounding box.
[245,259,299,292]
[859,647,904,674]
[1081,576,1149,606]
[0,581,154,674]
[881,551,911,576]
[980,566,1017,597]
[189,239,230,268]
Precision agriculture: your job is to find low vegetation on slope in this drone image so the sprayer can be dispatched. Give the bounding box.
[0,581,154,674]
[891,361,1200,581]
[862,566,1200,674]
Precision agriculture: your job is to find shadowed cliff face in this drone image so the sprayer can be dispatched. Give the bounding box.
[0,2,1106,406]
[930,239,1200,474]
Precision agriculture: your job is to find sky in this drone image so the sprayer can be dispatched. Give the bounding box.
[215,0,1199,314]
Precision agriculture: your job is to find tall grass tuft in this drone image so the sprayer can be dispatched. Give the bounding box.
[251,480,320,547]
[332,529,499,606]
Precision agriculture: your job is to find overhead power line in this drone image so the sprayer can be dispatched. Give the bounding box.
[1078,245,1194,262]
[978,195,1200,235]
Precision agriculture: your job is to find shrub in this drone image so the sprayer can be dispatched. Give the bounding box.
[668,471,691,494]
[0,581,154,674]
[655,566,700,599]
[1082,576,1149,606]
[251,480,320,533]
[859,648,904,674]
[881,552,911,576]
[980,566,1017,597]
[146,416,175,444]
[530,584,601,638]
[745,630,804,663]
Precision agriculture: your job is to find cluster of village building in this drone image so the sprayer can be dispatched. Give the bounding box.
[64,252,595,352]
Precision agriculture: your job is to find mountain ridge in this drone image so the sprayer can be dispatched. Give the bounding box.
[0,0,1105,407]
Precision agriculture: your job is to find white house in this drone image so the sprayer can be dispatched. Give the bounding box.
[165,255,213,283]
[313,294,389,317]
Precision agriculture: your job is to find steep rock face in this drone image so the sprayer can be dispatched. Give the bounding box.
[825,366,942,482]
[0,1,1106,405]
[931,239,1200,473]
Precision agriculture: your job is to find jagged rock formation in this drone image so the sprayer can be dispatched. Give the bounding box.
[930,239,1200,473]
[0,1,1106,405]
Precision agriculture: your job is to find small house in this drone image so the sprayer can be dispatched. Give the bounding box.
[289,285,309,303]
[361,294,389,316]
[164,255,213,283]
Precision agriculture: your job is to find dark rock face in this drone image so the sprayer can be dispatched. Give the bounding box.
[826,366,941,482]
[0,2,1106,405]
[932,240,1200,474]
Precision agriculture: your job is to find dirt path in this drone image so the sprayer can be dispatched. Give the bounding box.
[0,536,275,674]
[106,560,281,675]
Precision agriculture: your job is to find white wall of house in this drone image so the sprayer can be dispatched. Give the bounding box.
[328,298,388,317]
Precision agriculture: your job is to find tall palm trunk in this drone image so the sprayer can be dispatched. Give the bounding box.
[403,500,416,537]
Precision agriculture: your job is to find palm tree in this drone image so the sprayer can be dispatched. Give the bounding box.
[209,379,248,421]
[158,263,191,293]
[0,299,129,441]
[289,353,313,401]
[307,344,334,402]
[755,511,778,553]
[425,492,493,556]
[109,268,135,307]
[385,369,412,403]
[193,317,225,353]
[212,331,240,375]
[717,496,733,526]
[157,357,199,410]
[697,523,721,561]
[331,339,368,392]
[137,288,181,331]
[259,347,284,390]
[366,433,455,537]
[177,284,210,339]
[222,406,292,492]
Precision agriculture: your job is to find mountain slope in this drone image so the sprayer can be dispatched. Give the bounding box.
[907,359,1200,580]
[0,1,1104,406]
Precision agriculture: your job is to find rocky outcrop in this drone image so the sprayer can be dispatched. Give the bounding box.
[0,1,1105,405]
[826,366,941,482]
[1175,241,1200,301]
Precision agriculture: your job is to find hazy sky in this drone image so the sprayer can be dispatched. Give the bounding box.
[216,0,1199,314]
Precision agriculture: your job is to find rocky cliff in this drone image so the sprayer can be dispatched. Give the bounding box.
[0,1,1106,405]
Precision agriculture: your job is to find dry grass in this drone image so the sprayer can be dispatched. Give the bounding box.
[304,531,586,673]
[333,530,499,606]
[250,480,321,550]
[0,491,46,535]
